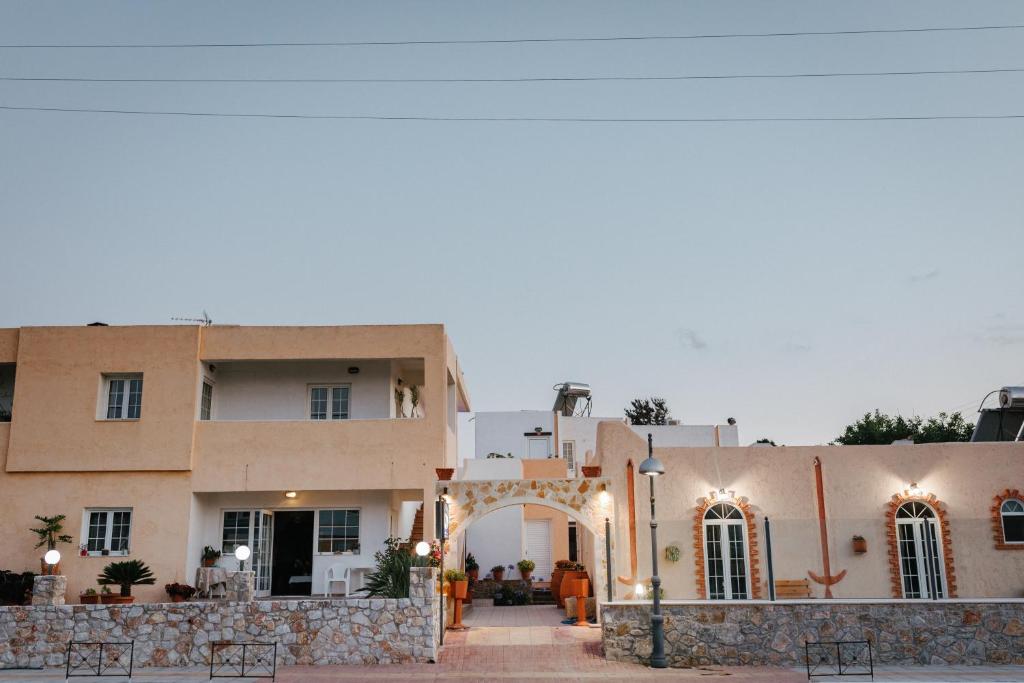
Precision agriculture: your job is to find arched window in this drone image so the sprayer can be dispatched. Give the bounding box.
[703,503,749,600]
[895,501,947,599]
[1001,499,1024,544]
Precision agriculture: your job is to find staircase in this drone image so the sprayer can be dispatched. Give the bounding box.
[409,504,424,544]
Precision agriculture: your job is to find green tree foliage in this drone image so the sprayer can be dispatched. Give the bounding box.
[624,397,671,425]
[30,515,73,550]
[833,410,973,445]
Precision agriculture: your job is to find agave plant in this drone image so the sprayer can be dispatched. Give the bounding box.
[360,537,428,598]
[97,560,155,597]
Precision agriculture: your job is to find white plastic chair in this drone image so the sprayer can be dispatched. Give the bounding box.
[324,565,351,597]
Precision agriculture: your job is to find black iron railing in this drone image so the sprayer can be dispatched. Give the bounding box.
[805,640,873,680]
[210,641,277,680]
[65,641,134,678]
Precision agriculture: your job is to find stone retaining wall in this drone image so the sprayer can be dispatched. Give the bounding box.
[602,600,1024,667]
[0,568,438,669]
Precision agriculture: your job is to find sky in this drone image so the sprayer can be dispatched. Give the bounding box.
[0,1,1021,447]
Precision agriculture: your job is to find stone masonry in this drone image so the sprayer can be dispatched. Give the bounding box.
[30,575,67,606]
[602,600,1024,668]
[0,568,439,669]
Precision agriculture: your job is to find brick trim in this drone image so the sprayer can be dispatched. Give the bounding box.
[693,497,762,599]
[992,489,1024,550]
[885,491,957,599]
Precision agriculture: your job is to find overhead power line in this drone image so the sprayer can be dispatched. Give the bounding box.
[2,104,1023,123]
[3,67,1024,84]
[1,23,1022,48]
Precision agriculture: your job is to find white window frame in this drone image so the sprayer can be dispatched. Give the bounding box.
[561,440,576,475]
[314,507,361,555]
[81,508,133,557]
[307,384,352,421]
[199,379,214,421]
[895,501,947,599]
[99,373,143,421]
[702,503,751,600]
[1000,499,1024,544]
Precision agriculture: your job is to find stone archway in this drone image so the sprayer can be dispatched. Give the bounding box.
[437,477,615,607]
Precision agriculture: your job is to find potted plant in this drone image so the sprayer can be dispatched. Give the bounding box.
[490,565,505,582]
[30,515,74,575]
[517,559,535,581]
[852,535,867,554]
[201,546,221,568]
[444,568,468,600]
[164,582,197,603]
[79,544,89,558]
[465,553,479,581]
[80,588,99,605]
[98,559,155,604]
[99,585,114,604]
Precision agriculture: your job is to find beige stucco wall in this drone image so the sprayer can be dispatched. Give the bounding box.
[594,421,1024,600]
[0,329,18,364]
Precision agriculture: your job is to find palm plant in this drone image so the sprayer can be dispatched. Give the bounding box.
[360,537,429,598]
[98,560,155,597]
[30,515,73,550]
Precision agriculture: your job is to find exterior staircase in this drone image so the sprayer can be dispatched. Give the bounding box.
[409,504,424,544]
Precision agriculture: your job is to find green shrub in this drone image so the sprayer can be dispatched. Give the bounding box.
[97,560,155,597]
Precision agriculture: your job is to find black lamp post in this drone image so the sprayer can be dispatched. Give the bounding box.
[639,433,667,669]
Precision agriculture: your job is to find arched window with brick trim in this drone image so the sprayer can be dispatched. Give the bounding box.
[1000,498,1024,545]
[703,502,751,600]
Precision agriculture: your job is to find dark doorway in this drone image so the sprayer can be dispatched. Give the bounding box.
[568,521,578,562]
[270,510,314,596]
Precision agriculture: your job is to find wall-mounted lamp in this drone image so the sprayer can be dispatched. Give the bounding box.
[908,482,924,498]
[635,583,646,599]
[284,491,297,499]
[348,366,360,374]
[415,541,430,557]
[709,488,736,502]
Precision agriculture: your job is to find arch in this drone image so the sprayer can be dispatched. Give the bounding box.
[692,497,762,599]
[993,489,1024,549]
[885,489,957,598]
[438,477,615,604]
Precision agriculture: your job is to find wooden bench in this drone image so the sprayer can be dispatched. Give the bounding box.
[775,579,813,599]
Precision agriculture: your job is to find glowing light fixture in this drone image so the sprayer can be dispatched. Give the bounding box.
[284,491,297,499]
[635,583,646,598]
[234,544,251,571]
[43,549,61,566]
[415,541,430,557]
[908,482,924,497]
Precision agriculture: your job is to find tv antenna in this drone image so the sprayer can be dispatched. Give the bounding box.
[172,310,213,326]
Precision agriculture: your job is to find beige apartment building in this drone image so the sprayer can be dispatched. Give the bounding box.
[0,323,470,602]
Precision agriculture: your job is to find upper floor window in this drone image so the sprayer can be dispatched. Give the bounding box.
[200,381,214,421]
[309,385,350,420]
[103,374,143,420]
[561,441,576,473]
[1001,499,1024,544]
[82,508,132,556]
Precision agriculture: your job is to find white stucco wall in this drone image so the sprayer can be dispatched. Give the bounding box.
[473,411,555,459]
[189,490,394,595]
[630,423,740,447]
[557,416,622,469]
[208,360,394,421]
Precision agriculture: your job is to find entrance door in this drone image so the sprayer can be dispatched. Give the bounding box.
[252,510,274,597]
[896,502,946,599]
[527,437,549,459]
[524,519,553,581]
[270,510,315,596]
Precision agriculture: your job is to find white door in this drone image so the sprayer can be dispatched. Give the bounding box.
[527,437,549,459]
[252,510,274,597]
[524,519,553,581]
[895,502,946,599]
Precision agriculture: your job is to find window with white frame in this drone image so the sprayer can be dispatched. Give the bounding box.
[102,374,143,420]
[309,385,350,420]
[200,381,214,420]
[1001,499,1024,544]
[703,503,749,600]
[561,441,576,473]
[317,509,360,553]
[221,510,252,553]
[82,509,132,555]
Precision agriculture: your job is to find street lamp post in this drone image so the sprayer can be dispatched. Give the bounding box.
[639,433,667,669]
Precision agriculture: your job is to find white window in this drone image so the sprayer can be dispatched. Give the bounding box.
[317,509,360,553]
[561,441,576,474]
[200,381,214,421]
[895,501,947,599]
[703,503,749,600]
[221,510,252,553]
[1000,499,1024,544]
[82,508,132,556]
[102,374,143,420]
[309,385,350,420]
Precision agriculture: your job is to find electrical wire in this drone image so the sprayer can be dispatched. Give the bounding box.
[3,67,1023,84]
[1,23,1023,48]
[2,105,1024,123]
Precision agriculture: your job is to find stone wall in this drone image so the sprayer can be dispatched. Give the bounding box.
[0,568,439,669]
[602,600,1024,668]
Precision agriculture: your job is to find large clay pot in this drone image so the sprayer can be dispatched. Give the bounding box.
[551,568,566,607]
[559,571,588,606]
[452,580,468,600]
[80,594,100,605]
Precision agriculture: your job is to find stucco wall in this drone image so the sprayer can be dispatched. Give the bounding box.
[595,422,1024,600]
[473,411,554,459]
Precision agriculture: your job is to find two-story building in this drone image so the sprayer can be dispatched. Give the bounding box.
[0,323,470,602]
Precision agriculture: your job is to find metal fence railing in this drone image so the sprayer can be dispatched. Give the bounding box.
[65,641,134,678]
[805,640,873,680]
[209,641,277,680]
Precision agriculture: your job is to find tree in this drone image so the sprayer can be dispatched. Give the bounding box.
[833,410,973,445]
[755,438,778,446]
[29,514,73,551]
[624,397,671,425]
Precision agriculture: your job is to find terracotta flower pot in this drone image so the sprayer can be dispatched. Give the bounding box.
[170,594,185,603]
[101,594,133,605]
[520,569,533,582]
[559,571,590,605]
[436,468,455,481]
[452,580,468,600]
[852,537,867,554]
[80,594,100,605]
[492,571,504,582]
[551,569,566,606]
[202,558,216,568]
[581,466,602,478]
